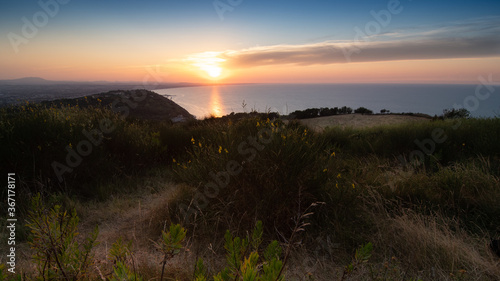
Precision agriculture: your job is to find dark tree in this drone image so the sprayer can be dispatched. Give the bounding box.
[354,107,373,114]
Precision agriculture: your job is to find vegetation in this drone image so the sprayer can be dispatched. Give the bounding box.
[1,98,500,280]
[354,107,373,114]
[289,106,354,119]
[26,194,98,280]
[443,108,471,119]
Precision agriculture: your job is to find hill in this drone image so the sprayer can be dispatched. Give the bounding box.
[42,89,195,122]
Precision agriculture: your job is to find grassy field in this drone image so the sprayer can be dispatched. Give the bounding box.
[1,99,500,280]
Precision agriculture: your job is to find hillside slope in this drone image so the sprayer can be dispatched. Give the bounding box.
[42,89,195,122]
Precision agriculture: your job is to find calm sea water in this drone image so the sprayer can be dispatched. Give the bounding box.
[154,83,500,119]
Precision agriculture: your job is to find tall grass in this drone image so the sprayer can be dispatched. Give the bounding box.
[170,118,328,237]
[1,103,170,204]
[3,102,500,280]
[322,118,500,166]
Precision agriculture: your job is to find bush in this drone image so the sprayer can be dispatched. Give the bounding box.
[289,108,320,119]
[354,107,373,114]
[443,108,470,119]
[171,118,327,236]
[289,106,353,119]
[195,221,285,281]
[319,107,339,117]
[26,194,98,280]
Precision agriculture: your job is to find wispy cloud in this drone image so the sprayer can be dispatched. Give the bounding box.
[193,17,500,68]
[217,37,500,67]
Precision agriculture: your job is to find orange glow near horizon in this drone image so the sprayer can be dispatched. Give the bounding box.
[2,46,499,84]
[215,57,500,84]
[210,86,223,117]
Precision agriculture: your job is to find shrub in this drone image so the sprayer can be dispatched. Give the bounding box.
[319,107,339,117]
[196,221,285,281]
[172,118,328,236]
[289,108,320,119]
[443,108,470,119]
[339,106,353,114]
[26,194,98,280]
[354,107,373,114]
[154,223,187,281]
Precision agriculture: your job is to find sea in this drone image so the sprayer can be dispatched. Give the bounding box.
[154,83,500,119]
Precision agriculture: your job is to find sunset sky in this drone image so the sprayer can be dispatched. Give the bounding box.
[1,0,499,84]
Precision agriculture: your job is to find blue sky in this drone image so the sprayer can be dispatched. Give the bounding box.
[1,0,499,82]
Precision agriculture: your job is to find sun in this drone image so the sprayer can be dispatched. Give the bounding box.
[201,64,222,78]
[186,52,226,80]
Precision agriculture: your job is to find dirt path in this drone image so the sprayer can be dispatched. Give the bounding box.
[77,184,182,273]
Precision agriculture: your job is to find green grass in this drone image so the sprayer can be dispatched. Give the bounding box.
[321,118,500,165]
[2,103,500,280]
[0,102,174,202]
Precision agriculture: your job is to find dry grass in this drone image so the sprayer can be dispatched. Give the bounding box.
[363,190,500,281]
[5,114,500,280]
[388,212,500,279]
[298,114,431,131]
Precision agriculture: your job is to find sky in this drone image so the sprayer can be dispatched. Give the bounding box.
[1,0,500,84]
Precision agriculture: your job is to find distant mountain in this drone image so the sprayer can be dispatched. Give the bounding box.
[0,77,118,85]
[0,77,53,85]
[0,77,206,87]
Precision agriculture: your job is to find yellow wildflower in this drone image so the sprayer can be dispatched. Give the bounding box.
[191,137,195,144]
[337,173,341,179]
[172,158,176,163]
[224,148,228,153]
[330,151,335,157]
[352,183,355,189]
[323,168,327,172]
[335,183,339,188]
[218,146,222,153]
[198,142,202,148]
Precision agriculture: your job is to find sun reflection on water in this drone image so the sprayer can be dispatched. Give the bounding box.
[210,86,223,117]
